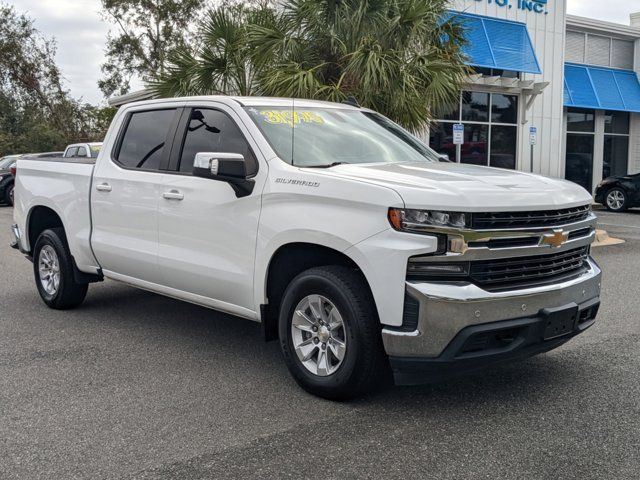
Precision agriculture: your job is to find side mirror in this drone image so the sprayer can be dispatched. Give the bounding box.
[193,152,255,197]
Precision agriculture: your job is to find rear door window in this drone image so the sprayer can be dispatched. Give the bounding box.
[76,146,87,157]
[116,109,177,170]
[65,147,78,158]
[177,108,258,175]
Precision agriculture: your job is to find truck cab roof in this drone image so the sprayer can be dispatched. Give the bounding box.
[120,95,363,111]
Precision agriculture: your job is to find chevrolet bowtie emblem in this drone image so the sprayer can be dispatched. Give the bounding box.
[541,229,569,248]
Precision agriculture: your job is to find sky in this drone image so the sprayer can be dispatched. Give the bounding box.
[10,0,640,105]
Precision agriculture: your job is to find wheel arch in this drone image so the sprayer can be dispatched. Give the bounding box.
[26,205,65,253]
[260,241,379,341]
[26,205,102,284]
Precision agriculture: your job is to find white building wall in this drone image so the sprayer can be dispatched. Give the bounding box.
[631,114,640,174]
[632,38,640,174]
[450,0,567,178]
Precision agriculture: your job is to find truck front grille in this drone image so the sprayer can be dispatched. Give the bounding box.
[469,246,590,291]
[471,205,591,230]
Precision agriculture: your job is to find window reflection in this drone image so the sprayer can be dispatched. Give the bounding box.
[490,126,517,169]
[604,110,629,134]
[491,94,518,124]
[462,124,488,165]
[603,135,629,178]
[462,92,489,122]
[566,108,595,133]
[565,134,594,191]
[429,91,518,169]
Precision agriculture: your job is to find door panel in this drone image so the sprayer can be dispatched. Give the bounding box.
[91,108,180,283]
[157,105,265,312]
[91,165,162,282]
[158,175,262,310]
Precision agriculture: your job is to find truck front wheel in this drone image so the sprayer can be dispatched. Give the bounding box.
[278,266,388,400]
[33,228,88,309]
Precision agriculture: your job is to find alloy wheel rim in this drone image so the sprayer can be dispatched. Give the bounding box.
[607,190,624,210]
[291,294,347,377]
[38,245,60,295]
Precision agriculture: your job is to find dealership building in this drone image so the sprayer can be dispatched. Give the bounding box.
[426,0,640,193]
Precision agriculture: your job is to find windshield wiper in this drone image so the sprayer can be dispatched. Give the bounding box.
[303,162,347,168]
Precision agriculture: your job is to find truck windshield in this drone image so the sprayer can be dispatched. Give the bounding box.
[244,107,439,167]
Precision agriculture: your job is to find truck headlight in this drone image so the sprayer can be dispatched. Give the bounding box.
[388,208,470,232]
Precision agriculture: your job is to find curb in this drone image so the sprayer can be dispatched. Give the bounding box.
[592,229,625,247]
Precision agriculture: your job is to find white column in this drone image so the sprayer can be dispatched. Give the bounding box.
[592,111,605,192]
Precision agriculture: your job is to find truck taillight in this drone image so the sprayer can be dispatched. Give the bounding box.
[10,165,16,177]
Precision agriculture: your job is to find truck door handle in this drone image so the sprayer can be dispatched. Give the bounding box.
[96,183,112,192]
[162,190,184,201]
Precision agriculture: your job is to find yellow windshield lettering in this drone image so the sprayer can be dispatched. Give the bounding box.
[259,110,325,126]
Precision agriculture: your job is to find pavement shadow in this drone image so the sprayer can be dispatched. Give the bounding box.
[54,280,601,414]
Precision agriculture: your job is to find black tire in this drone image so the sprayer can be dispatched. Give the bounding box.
[604,187,627,212]
[33,228,88,309]
[3,183,13,206]
[278,266,389,400]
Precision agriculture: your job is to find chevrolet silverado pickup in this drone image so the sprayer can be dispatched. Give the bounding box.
[10,97,601,399]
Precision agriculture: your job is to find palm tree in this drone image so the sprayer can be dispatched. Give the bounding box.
[149,0,468,131]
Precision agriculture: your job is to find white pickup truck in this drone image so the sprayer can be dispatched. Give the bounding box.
[10,97,601,399]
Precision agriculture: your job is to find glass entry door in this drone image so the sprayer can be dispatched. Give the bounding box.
[565,134,594,192]
[564,108,595,192]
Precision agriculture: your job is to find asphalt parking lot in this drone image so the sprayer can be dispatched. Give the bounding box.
[1,205,639,479]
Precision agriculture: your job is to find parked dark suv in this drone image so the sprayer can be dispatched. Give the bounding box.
[0,156,21,206]
[595,173,640,212]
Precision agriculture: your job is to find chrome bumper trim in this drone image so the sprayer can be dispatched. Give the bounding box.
[382,257,602,357]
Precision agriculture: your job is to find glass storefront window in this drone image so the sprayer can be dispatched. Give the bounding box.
[604,111,630,134]
[603,135,629,179]
[565,134,594,192]
[462,124,488,165]
[566,108,595,132]
[428,122,455,161]
[462,92,489,122]
[429,91,519,169]
[491,94,518,124]
[472,67,520,79]
[435,103,459,122]
[490,126,517,169]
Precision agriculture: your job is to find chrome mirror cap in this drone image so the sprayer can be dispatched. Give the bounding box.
[194,152,244,175]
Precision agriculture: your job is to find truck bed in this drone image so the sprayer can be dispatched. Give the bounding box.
[13,158,99,272]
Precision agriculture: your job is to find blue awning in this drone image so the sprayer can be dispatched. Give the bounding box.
[449,12,541,74]
[564,63,640,112]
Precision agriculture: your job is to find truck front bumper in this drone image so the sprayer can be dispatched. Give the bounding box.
[382,257,602,385]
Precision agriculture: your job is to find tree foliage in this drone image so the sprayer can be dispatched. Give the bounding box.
[0,3,111,155]
[99,0,204,97]
[151,0,468,131]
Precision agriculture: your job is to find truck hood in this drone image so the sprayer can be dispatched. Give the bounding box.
[316,162,592,211]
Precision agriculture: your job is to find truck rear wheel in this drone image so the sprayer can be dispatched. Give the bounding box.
[33,228,88,309]
[278,266,388,400]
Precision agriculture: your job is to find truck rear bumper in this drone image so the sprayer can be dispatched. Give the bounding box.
[382,257,602,384]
